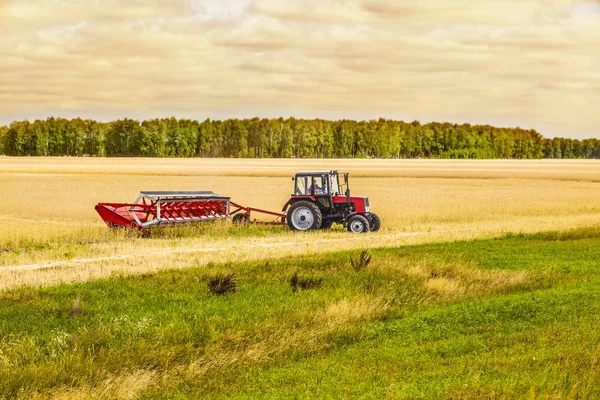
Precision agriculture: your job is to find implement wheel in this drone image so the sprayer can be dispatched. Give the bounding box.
[287,201,322,231]
[347,215,369,234]
[367,213,381,232]
[232,213,250,224]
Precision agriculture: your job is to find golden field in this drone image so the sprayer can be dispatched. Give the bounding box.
[1,157,599,290]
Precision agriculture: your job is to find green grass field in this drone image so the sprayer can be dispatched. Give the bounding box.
[2,226,599,399]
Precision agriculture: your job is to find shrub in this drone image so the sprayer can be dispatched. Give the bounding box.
[208,273,237,296]
[290,272,323,292]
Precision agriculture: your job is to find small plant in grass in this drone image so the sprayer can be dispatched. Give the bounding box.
[363,275,378,295]
[350,250,372,271]
[208,273,237,296]
[290,271,323,292]
[69,296,82,317]
[429,271,454,280]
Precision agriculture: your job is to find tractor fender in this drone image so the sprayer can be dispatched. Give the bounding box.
[341,212,358,228]
[282,196,317,212]
[282,199,293,212]
[344,211,357,222]
[343,211,370,222]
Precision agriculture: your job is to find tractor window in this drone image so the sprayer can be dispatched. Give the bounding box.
[330,174,339,195]
[310,176,328,195]
[295,176,308,195]
[295,175,330,196]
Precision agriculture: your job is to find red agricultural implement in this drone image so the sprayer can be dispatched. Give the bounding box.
[95,171,380,234]
[94,191,285,235]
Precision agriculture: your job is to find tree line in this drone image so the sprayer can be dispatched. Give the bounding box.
[0,117,598,159]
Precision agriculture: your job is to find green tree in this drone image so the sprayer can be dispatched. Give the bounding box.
[0,117,597,159]
[105,119,141,156]
[0,125,7,154]
[4,121,31,155]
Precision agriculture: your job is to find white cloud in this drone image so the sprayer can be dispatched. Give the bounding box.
[188,0,252,19]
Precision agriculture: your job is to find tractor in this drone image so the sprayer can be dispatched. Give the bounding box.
[282,170,381,233]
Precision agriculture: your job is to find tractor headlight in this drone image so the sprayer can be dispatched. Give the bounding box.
[365,198,370,213]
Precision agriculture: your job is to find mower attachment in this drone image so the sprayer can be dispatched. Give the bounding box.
[95,191,231,235]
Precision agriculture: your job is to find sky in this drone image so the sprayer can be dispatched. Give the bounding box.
[0,0,598,139]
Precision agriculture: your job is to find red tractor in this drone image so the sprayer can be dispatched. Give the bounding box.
[282,170,381,233]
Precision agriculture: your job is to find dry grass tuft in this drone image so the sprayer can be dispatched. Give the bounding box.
[376,257,532,298]
[350,250,372,271]
[321,296,390,327]
[425,275,465,296]
[41,369,158,400]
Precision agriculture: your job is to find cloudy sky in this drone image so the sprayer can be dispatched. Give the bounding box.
[1,0,598,138]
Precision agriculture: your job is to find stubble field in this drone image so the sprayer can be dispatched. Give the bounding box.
[1,157,600,289]
[1,157,600,399]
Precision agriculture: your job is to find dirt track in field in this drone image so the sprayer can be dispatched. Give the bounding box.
[0,231,429,272]
[2,211,600,291]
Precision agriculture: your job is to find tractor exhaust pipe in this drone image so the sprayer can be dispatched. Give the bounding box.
[345,172,351,203]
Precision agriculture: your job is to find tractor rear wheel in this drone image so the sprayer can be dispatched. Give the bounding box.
[347,215,369,233]
[368,213,381,232]
[287,201,322,231]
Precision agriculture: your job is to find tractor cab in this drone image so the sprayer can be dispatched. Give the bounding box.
[283,170,381,233]
[292,170,348,198]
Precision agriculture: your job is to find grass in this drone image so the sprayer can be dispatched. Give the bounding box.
[1,158,599,397]
[0,226,599,398]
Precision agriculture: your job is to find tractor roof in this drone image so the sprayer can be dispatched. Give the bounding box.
[295,170,339,176]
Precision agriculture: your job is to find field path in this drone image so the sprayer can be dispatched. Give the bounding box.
[3,212,600,291]
[0,231,431,272]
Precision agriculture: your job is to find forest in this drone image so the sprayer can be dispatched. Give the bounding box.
[1,117,598,159]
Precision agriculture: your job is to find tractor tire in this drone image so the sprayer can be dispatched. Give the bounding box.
[347,215,370,234]
[232,213,250,224]
[319,220,333,230]
[367,213,381,232]
[287,201,322,231]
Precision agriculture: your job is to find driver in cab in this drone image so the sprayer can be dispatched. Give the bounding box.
[310,178,326,195]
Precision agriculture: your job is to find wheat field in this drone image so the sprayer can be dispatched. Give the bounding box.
[1,157,599,289]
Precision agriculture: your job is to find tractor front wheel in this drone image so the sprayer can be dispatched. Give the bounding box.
[347,215,369,233]
[367,213,381,232]
[287,201,322,231]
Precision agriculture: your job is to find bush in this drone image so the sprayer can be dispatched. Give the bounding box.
[290,272,323,292]
[208,273,237,296]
